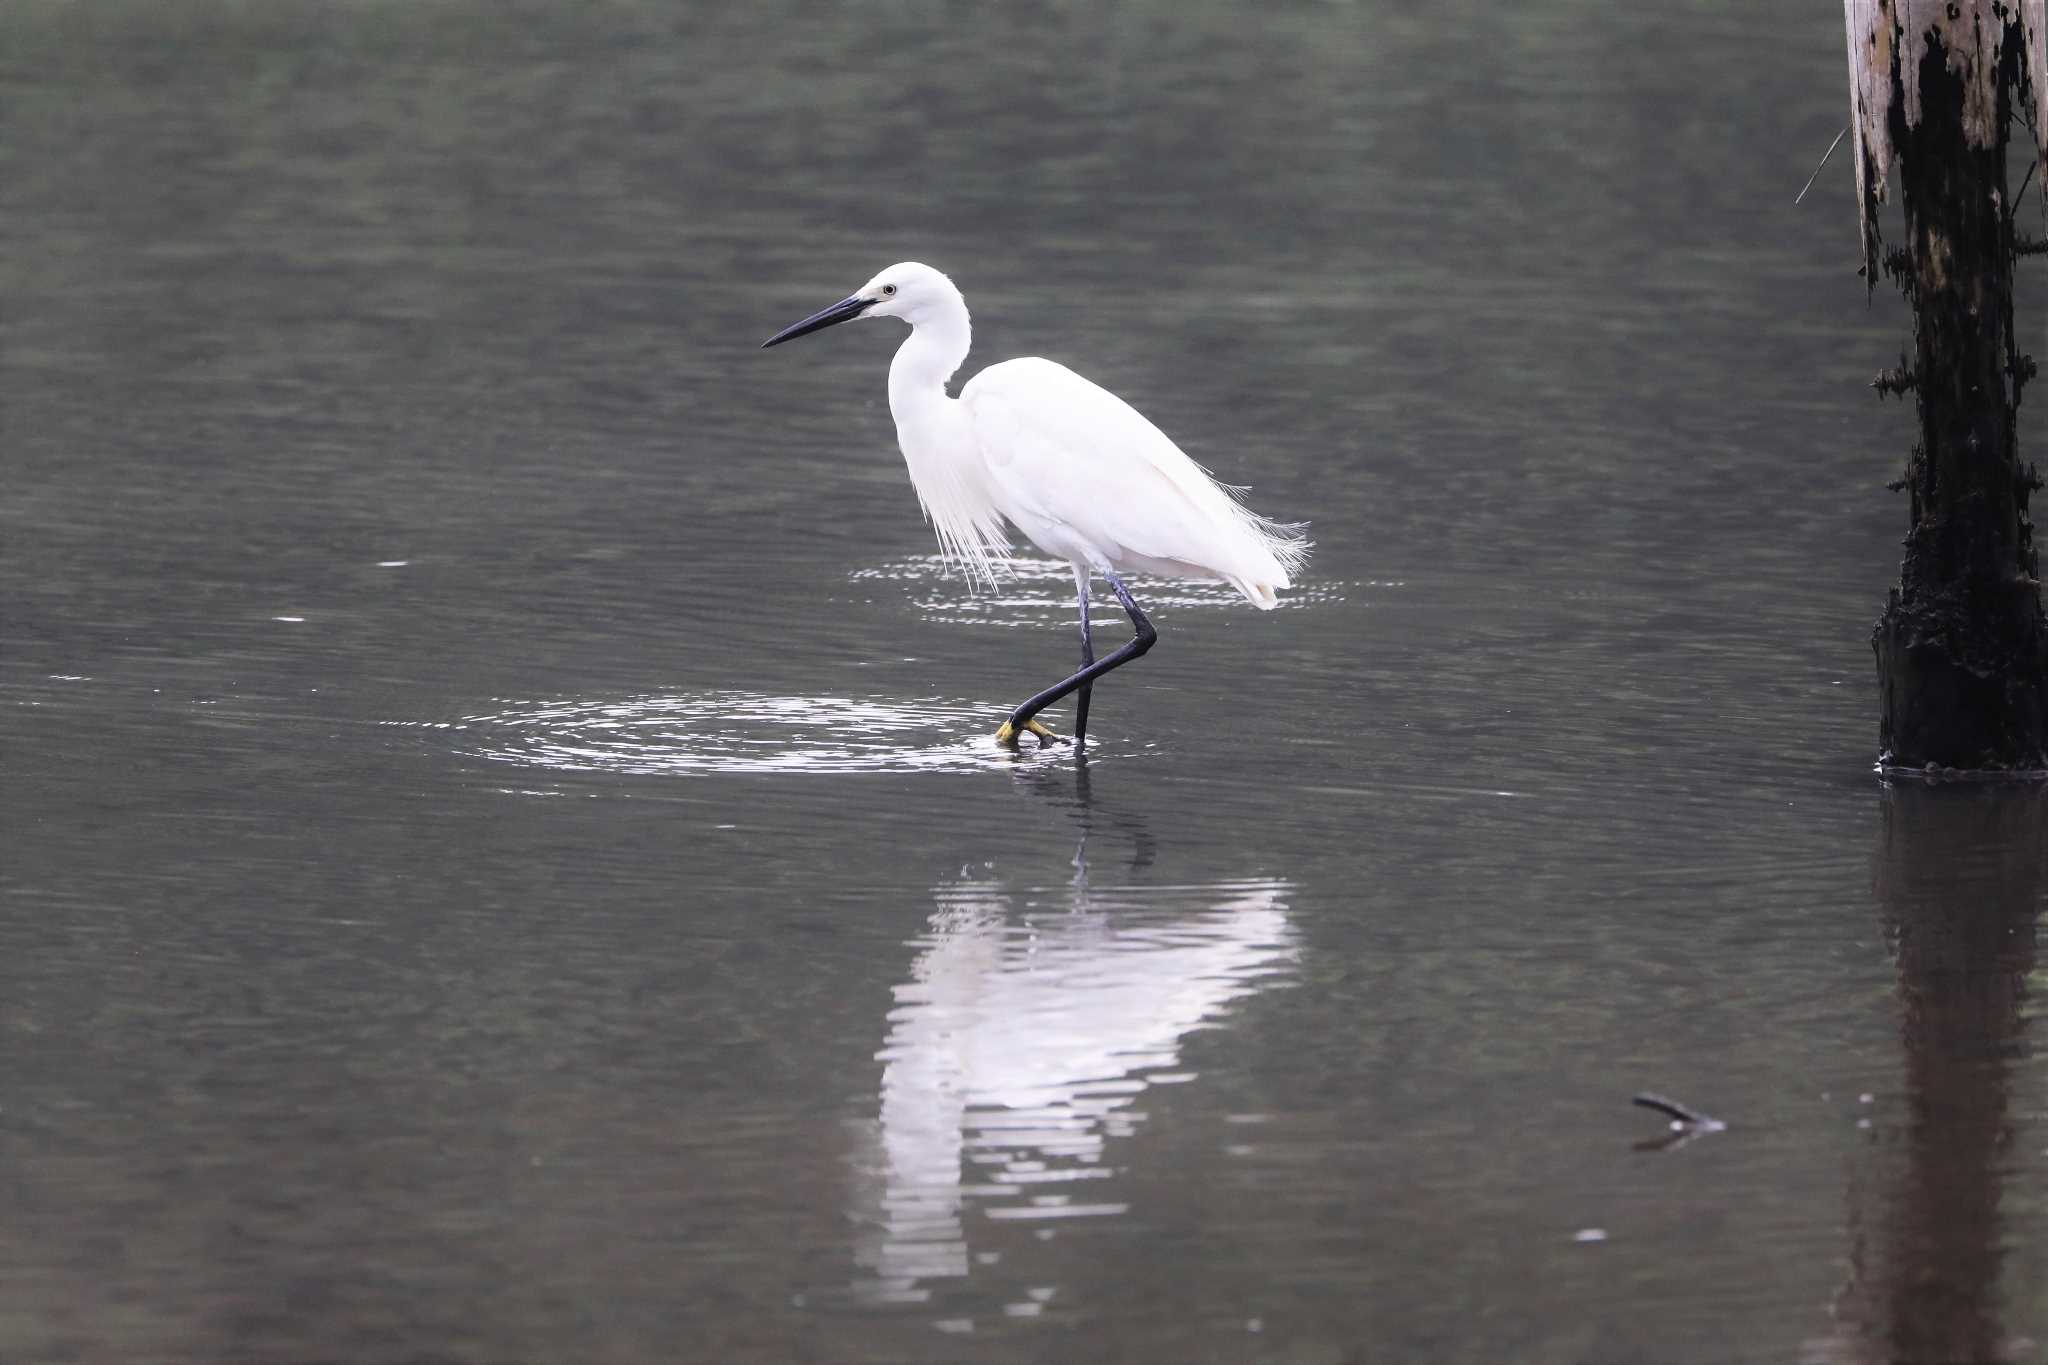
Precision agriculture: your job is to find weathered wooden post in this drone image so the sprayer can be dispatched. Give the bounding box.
[1846,1,2048,771]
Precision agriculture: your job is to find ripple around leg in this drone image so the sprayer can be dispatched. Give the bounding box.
[386,692,1142,775]
[848,555,1352,628]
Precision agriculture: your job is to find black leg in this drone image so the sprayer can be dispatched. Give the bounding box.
[1074,567,1095,744]
[999,571,1155,745]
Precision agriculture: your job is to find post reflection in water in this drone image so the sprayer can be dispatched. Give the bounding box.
[1828,785,2045,1364]
[850,761,1297,1309]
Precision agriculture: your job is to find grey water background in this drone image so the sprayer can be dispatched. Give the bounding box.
[6,1,2048,1361]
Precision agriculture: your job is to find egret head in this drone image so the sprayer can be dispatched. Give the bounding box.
[761,262,963,347]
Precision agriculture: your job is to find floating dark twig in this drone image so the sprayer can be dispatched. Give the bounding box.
[1632,1092,1726,1129]
[1631,1092,1727,1152]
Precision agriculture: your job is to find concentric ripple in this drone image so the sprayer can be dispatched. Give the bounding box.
[849,554,1356,627]
[411,691,1107,775]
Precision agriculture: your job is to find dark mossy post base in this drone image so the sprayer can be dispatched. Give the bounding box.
[1848,4,2048,771]
[1875,582,2048,771]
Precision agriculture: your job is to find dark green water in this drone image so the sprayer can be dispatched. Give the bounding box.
[6,2,2047,1361]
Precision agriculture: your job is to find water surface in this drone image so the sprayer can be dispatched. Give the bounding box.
[6,2,2047,1361]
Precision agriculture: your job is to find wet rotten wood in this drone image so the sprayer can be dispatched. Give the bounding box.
[1844,0,2048,770]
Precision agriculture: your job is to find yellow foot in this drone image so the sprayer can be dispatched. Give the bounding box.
[994,717,1062,748]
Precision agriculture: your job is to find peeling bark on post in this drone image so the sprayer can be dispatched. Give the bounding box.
[1845,0,2048,771]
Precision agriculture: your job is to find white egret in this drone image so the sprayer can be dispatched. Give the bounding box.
[762,262,1308,748]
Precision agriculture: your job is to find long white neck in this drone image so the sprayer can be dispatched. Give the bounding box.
[879,291,1009,584]
[886,301,972,425]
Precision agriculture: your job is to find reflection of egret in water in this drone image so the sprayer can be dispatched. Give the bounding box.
[1016,750,1157,875]
[852,770,1296,1307]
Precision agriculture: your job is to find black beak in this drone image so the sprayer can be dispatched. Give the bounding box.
[761,294,873,349]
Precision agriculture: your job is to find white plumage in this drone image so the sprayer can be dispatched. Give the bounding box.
[763,261,1308,745]
[963,355,1307,606]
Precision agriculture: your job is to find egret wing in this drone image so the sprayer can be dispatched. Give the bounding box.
[961,358,1304,603]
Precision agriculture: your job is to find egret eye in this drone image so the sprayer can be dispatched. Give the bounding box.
[882,284,897,296]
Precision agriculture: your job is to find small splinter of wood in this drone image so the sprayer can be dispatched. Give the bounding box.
[1632,1092,1726,1129]
[1794,125,1848,206]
